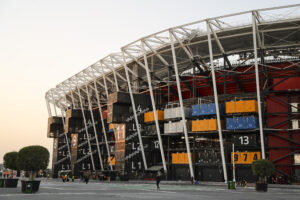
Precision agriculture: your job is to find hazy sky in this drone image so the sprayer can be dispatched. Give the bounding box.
[1,0,299,167]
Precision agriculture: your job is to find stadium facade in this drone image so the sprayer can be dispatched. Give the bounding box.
[46,4,300,183]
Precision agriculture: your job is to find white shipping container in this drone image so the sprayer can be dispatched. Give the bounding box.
[294,154,300,164]
[164,108,174,120]
[291,103,298,113]
[164,122,170,134]
[292,120,299,129]
[169,122,177,133]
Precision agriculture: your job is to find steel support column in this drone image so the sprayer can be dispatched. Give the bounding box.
[85,84,104,171]
[169,30,194,180]
[141,41,167,172]
[93,78,113,171]
[76,84,96,171]
[206,22,228,182]
[121,50,148,170]
[252,12,266,159]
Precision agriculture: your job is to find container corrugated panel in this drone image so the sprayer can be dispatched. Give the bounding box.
[226,102,236,114]
[164,122,176,134]
[273,77,300,91]
[178,153,185,164]
[164,122,170,134]
[244,100,258,113]
[164,108,174,120]
[247,116,259,129]
[199,120,208,132]
[191,105,201,116]
[192,120,201,132]
[235,101,246,113]
[199,104,208,115]
[226,118,236,130]
[292,120,299,129]
[207,119,218,131]
[172,153,178,164]
[236,117,248,129]
[144,110,164,122]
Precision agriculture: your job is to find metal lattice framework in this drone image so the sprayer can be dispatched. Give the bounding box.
[46,4,300,181]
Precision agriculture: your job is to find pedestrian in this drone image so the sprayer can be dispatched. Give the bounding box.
[72,175,75,182]
[62,175,65,183]
[156,171,161,190]
[84,175,89,184]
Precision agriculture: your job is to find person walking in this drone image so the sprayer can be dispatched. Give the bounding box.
[84,175,89,184]
[156,171,161,190]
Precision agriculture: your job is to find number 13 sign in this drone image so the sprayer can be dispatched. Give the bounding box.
[231,152,261,164]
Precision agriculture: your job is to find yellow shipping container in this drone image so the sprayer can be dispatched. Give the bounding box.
[199,120,208,132]
[244,100,258,113]
[144,110,164,123]
[192,120,201,132]
[207,119,218,131]
[235,101,246,113]
[183,153,192,164]
[226,101,236,113]
[172,153,178,164]
[109,123,118,130]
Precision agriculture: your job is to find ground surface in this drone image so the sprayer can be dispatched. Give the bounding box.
[0,179,300,200]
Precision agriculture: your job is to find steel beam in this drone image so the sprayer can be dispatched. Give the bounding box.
[252,12,266,159]
[76,83,96,171]
[169,29,194,180]
[121,50,148,170]
[140,41,167,172]
[93,78,113,171]
[206,21,228,182]
[85,84,104,171]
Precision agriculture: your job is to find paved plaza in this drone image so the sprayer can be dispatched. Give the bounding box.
[0,180,300,200]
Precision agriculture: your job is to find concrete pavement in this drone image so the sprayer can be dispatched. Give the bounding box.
[0,179,299,200]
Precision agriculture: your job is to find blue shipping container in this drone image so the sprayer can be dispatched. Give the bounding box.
[247,116,259,129]
[226,118,236,130]
[236,117,248,129]
[191,105,201,116]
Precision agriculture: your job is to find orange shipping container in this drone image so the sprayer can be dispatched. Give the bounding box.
[199,120,208,132]
[192,120,201,132]
[144,110,164,123]
[172,153,178,164]
[244,100,258,113]
[235,101,245,113]
[226,101,236,113]
[207,119,217,131]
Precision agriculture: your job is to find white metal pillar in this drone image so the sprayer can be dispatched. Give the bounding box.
[206,21,228,182]
[141,41,167,172]
[252,12,266,159]
[169,30,194,179]
[76,84,96,171]
[93,78,113,170]
[85,84,104,171]
[121,51,148,170]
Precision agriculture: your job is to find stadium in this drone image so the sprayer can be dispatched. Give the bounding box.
[46,4,300,183]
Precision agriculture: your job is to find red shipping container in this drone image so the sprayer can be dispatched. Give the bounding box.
[273,77,300,91]
[102,110,107,119]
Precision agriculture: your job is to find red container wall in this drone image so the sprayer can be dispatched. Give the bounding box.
[274,77,300,91]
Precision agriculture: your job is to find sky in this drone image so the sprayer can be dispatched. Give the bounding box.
[0,0,299,167]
